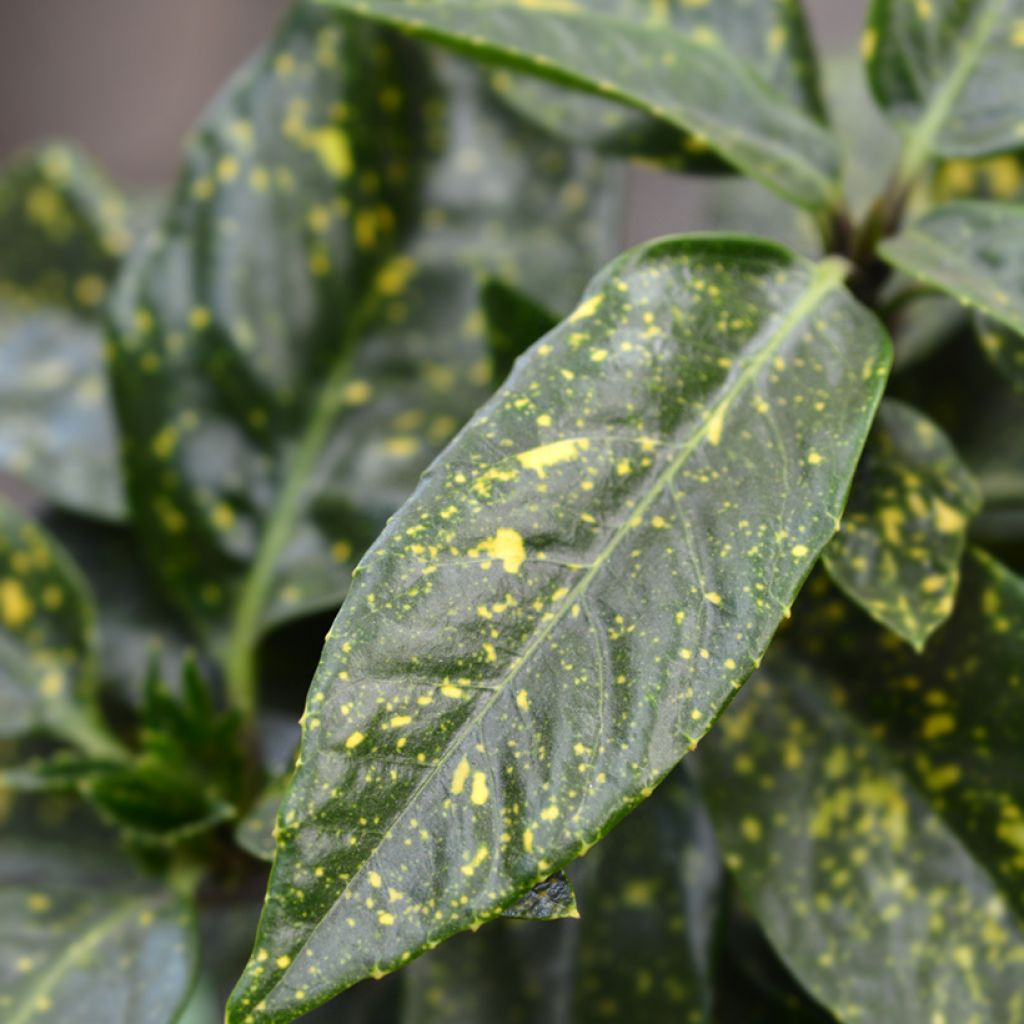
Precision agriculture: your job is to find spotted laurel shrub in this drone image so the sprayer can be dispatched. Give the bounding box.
[1,2,1022,1022]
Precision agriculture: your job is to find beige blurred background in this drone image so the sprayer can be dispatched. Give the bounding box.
[0,0,868,226]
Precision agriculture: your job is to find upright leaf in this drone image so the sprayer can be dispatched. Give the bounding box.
[866,0,1024,178]
[228,235,891,1022]
[402,768,721,1024]
[822,398,980,649]
[108,4,620,705]
[698,653,1024,1024]
[0,499,122,759]
[0,144,129,520]
[485,0,826,167]
[0,840,197,1024]
[879,201,1024,391]
[322,0,841,210]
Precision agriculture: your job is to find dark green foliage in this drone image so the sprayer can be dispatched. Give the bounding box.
[1,1,1023,1022]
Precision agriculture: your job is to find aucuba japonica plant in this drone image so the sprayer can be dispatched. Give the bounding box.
[1,0,1024,1021]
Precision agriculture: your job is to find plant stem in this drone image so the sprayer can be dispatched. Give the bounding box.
[222,302,375,723]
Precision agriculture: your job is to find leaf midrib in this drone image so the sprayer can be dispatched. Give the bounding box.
[268,254,848,1002]
[7,897,145,1024]
[330,0,838,209]
[896,0,1007,180]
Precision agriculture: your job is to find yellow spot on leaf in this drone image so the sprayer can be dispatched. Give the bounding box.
[568,292,603,322]
[516,689,530,711]
[345,731,366,749]
[470,771,489,805]
[1,578,33,627]
[473,528,526,574]
[451,756,470,795]
[516,438,589,478]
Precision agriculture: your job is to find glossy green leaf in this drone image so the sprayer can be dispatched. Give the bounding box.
[794,550,1024,917]
[0,841,197,1024]
[228,234,891,1022]
[866,0,1024,179]
[108,3,621,706]
[402,768,721,1024]
[698,650,1024,1023]
[879,201,1024,392]
[322,0,841,210]
[481,280,557,386]
[0,144,129,520]
[483,0,827,167]
[822,398,980,649]
[235,774,577,919]
[0,499,123,759]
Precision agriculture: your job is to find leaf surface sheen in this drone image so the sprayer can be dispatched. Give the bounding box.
[108,3,620,670]
[795,550,1024,918]
[699,647,1024,1024]
[822,398,981,649]
[867,0,1024,166]
[0,499,111,752]
[402,767,721,1023]
[484,0,827,166]
[0,842,196,1024]
[0,144,129,520]
[880,200,1024,392]
[320,0,841,209]
[229,235,891,1022]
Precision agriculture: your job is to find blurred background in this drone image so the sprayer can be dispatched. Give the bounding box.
[0,0,868,237]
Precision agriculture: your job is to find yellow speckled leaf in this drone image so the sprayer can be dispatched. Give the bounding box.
[0,841,197,1024]
[699,649,1024,1024]
[792,550,1024,922]
[227,234,891,1023]
[323,0,841,209]
[0,144,129,520]
[866,0,1024,180]
[880,201,1024,394]
[403,768,721,1023]
[485,0,827,169]
[823,398,981,650]
[108,4,621,711]
[0,499,122,759]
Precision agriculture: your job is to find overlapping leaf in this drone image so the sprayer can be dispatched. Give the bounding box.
[0,144,129,520]
[794,551,1024,916]
[229,235,890,1022]
[822,398,980,649]
[0,839,197,1024]
[866,0,1024,176]
[699,651,1024,1023]
[880,201,1024,392]
[108,3,621,705]
[322,0,841,210]
[39,513,191,708]
[483,0,826,168]
[402,768,720,1024]
[0,499,122,758]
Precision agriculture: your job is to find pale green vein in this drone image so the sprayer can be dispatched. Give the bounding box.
[8,898,143,1024]
[896,0,1007,184]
